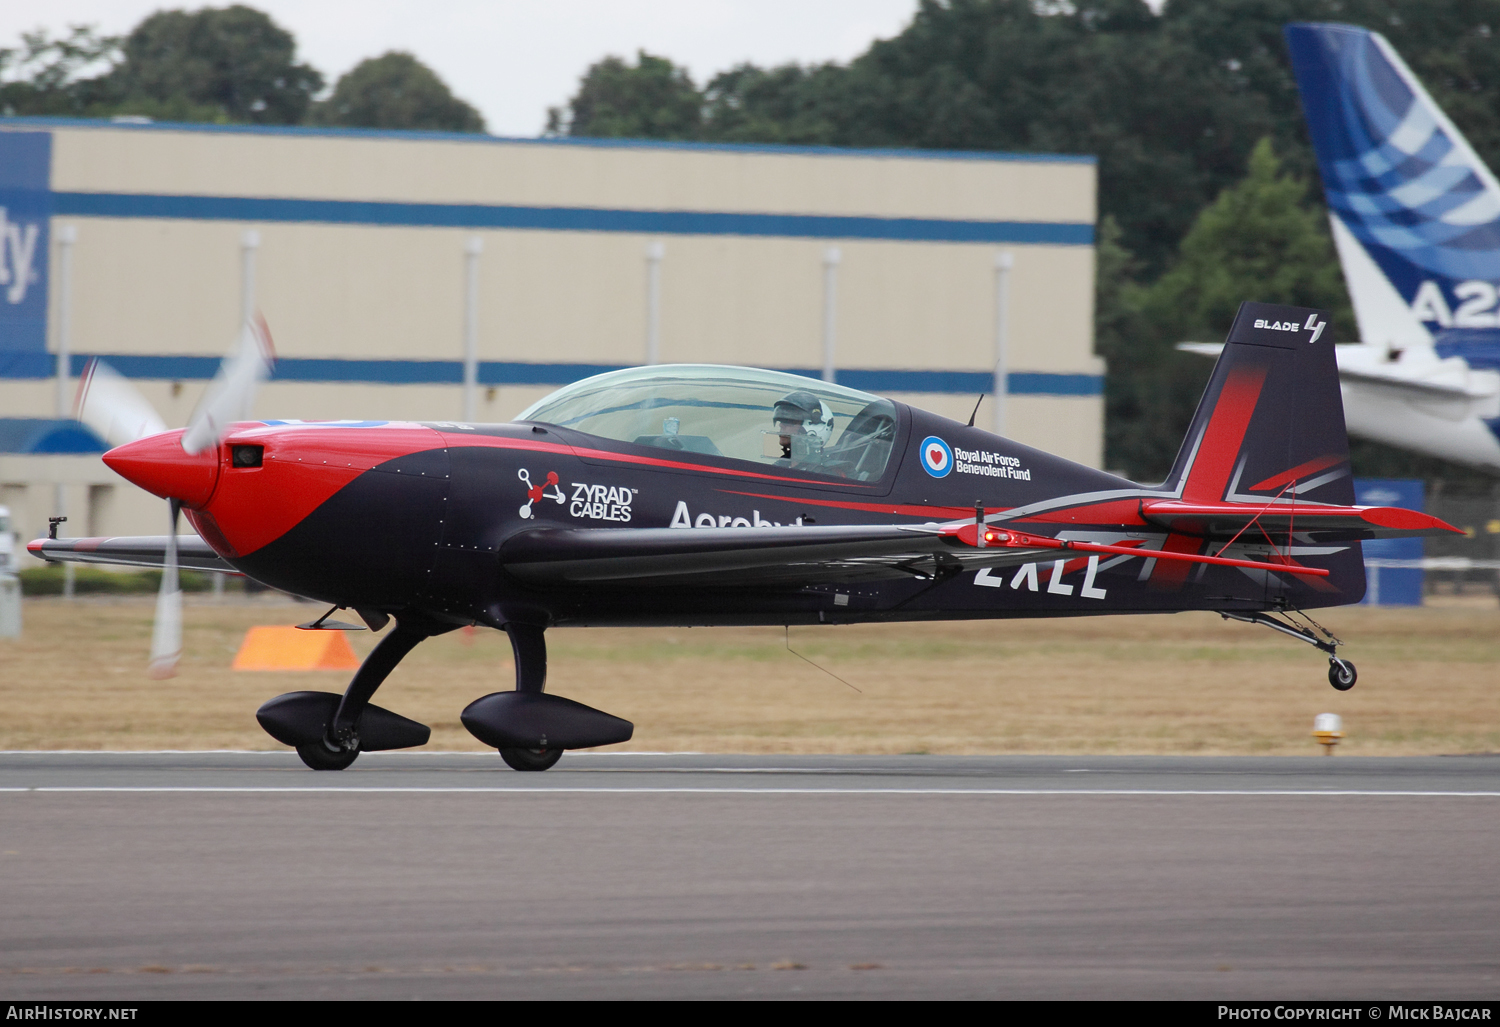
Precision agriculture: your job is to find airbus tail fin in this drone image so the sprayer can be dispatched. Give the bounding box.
[1164,302,1352,507]
[1285,22,1500,354]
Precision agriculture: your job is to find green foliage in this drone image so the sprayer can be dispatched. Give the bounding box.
[2,7,487,133]
[107,5,323,124]
[0,26,123,117]
[547,51,701,139]
[1141,138,1352,341]
[19,565,216,596]
[1102,139,1354,480]
[311,51,483,133]
[544,0,1500,280]
[701,63,847,144]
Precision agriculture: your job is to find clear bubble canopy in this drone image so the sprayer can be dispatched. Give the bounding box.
[516,364,899,480]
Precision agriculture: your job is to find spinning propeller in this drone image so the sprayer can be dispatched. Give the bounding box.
[75,316,275,678]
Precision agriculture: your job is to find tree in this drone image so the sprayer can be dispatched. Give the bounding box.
[1140,137,1350,341]
[0,26,122,117]
[107,5,323,124]
[312,52,483,133]
[700,63,845,144]
[546,51,702,139]
[1106,139,1352,480]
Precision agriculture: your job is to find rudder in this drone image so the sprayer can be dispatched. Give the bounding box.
[1164,301,1353,508]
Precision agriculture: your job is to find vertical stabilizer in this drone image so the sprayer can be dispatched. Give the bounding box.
[1286,22,1500,352]
[1165,302,1353,507]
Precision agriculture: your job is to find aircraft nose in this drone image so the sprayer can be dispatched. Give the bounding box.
[103,429,221,508]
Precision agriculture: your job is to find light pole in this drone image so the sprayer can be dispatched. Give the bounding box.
[240,229,259,328]
[822,247,840,383]
[993,250,1013,437]
[645,240,664,364]
[224,228,261,599]
[463,235,482,422]
[55,224,77,599]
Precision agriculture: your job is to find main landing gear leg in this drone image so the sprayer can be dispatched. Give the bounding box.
[497,622,563,772]
[1218,609,1357,691]
[298,617,431,770]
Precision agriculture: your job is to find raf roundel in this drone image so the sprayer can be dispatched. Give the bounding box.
[920,435,953,478]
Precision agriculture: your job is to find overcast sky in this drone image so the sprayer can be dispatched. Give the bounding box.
[2,1,923,137]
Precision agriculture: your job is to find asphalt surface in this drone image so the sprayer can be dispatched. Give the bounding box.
[1,752,1498,999]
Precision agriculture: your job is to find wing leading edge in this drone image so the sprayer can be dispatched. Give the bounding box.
[501,524,1055,589]
[27,536,237,573]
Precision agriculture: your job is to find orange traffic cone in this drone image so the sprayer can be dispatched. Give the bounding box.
[232,626,361,671]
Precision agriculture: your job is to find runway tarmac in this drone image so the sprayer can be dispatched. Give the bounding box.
[1,752,1497,999]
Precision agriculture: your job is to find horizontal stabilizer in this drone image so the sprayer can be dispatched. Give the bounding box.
[1139,501,1459,541]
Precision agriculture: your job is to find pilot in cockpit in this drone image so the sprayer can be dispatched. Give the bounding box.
[766,390,834,467]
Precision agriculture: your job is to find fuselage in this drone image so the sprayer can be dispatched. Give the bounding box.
[101,401,1364,629]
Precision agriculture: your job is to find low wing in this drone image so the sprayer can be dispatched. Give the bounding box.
[503,505,1461,591]
[27,536,237,573]
[501,524,1054,589]
[1139,501,1459,541]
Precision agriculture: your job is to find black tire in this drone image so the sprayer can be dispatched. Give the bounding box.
[1328,658,1357,691]
[499,747,563,772]
[296,740,360,771]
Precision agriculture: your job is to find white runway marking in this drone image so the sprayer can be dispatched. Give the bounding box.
[3,787,1499,796]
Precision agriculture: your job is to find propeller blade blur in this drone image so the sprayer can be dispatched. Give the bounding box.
[147,499,182,680]
[181,314,275,456]
[73,359,168,448]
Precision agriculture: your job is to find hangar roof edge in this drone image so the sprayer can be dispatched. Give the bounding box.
[0,116,1097,166]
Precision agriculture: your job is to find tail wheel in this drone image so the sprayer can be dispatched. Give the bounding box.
[499,747,563,772]
[296,740,360,771]
[1328,658,1357,691]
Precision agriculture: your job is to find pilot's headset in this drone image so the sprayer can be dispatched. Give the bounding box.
[773,392,835,450]
[805,401,835,449]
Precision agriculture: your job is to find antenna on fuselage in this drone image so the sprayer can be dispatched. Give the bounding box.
[966,393,984,428]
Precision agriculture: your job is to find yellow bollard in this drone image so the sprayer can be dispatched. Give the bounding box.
[1313,712,1343,755]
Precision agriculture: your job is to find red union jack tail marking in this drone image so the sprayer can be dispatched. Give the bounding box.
[1248,453,1344,493]
[1181,363,1268,504]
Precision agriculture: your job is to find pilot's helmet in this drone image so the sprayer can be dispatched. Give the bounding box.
[772,391,834,447]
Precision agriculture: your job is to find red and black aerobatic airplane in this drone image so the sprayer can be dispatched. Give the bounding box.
[32,301,1459,771]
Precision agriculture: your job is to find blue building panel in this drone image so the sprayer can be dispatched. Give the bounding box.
[1354,478,1425,606]
[0,132,52,356]
[52,191,1094,246]
[0,418,106,454]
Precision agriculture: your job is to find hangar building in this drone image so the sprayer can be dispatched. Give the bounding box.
[0,119,1099,562]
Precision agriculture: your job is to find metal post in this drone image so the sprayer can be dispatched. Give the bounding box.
[463,235,482,422]
[645,241,664,364]
[53,482,72,598]
[822,247,840,384]
[240,229,259,328]
[55,225,77,599]
[993,251,1013,437]
[55,225,75,418]
[223,228,259,601]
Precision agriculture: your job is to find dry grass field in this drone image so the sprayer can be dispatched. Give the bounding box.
[1,595,1496,755]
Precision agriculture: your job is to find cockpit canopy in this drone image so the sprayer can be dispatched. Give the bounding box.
[516,365,899,481]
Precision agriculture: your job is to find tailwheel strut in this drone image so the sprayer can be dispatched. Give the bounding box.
[1218,608,1356,691]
